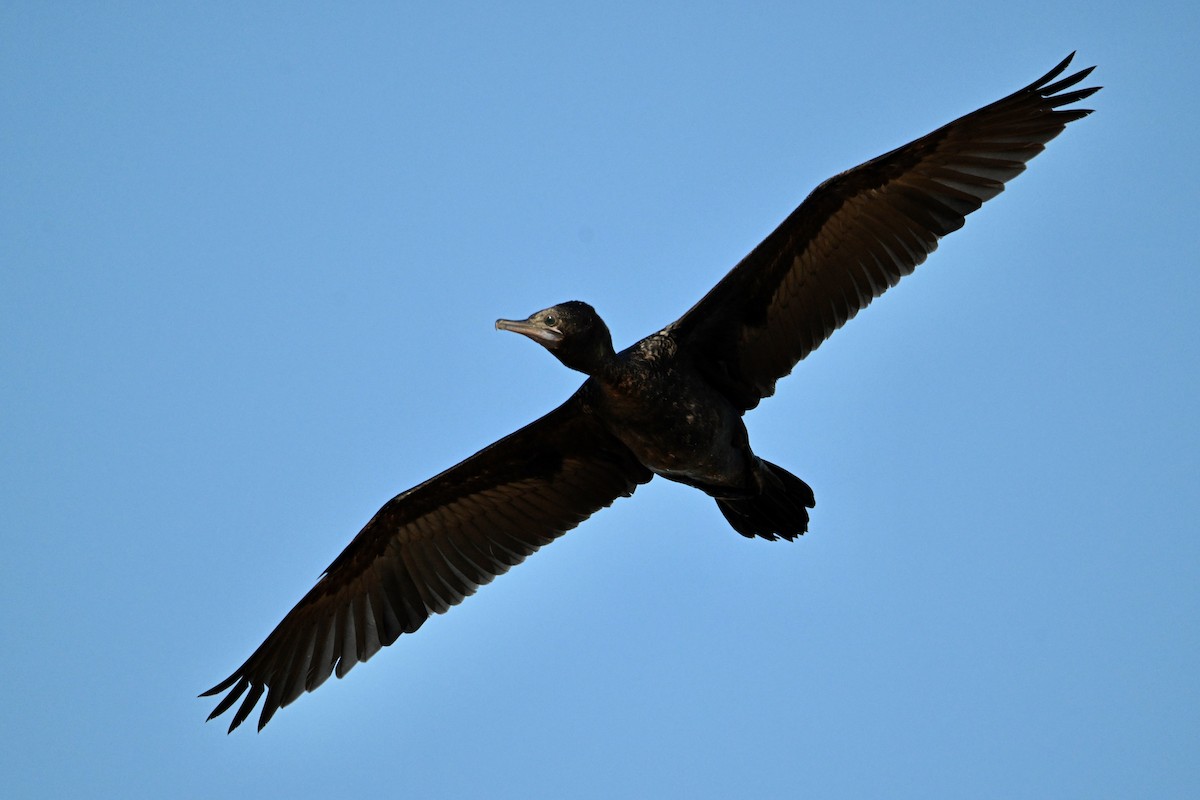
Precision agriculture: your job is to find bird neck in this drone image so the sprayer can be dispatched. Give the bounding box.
[558,341,620,378]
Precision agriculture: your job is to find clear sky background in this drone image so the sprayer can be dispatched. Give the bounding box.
[3,2,1197,798]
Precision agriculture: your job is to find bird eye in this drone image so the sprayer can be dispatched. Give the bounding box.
[544,314,557,326]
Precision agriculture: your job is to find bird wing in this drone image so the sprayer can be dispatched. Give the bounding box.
[202,392,651,732]
[665,54,1099,411]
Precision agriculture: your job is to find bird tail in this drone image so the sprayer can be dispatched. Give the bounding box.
[715,459,815,541]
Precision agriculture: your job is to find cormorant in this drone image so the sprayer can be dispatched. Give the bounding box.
[203,55,1098,732]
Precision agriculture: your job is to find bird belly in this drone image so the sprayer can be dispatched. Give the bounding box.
[595,376,750,490]
[627,415,741,482]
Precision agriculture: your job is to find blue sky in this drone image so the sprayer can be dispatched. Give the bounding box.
[3,2,1197,797]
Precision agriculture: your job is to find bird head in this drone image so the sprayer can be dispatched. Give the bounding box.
[496,301,615,375]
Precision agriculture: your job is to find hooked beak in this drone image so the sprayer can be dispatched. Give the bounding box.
[496,318,563,346]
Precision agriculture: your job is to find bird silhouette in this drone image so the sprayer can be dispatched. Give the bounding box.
[203,54,1098,732]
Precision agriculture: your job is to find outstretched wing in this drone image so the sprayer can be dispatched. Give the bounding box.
[667,54,1099,410]
[202,392,651,732]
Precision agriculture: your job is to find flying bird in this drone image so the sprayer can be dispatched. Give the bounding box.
[204,54,1098,732]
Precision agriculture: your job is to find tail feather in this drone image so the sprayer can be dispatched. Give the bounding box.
[716,460,815,541]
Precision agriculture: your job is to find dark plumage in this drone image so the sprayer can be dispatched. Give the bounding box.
[203,55,1099,732]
